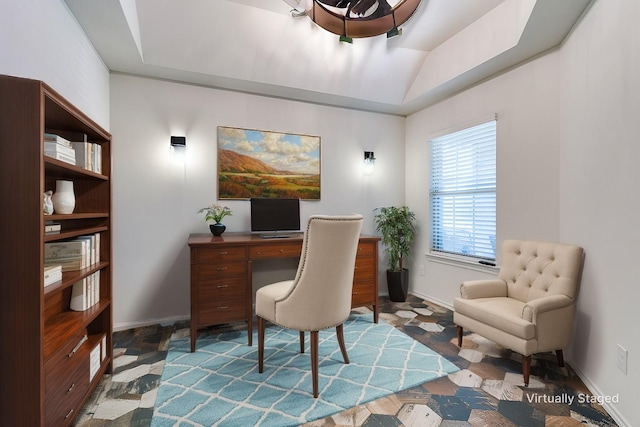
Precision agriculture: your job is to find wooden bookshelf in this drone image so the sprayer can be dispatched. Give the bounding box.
[0,75,112,426]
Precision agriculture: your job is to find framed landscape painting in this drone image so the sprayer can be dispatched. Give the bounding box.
[217,126,321,199]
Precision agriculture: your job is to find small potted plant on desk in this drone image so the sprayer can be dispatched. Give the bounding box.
[374,206,416,302]
[198,203,232,236]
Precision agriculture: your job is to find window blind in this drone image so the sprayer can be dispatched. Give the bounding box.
[430,120,496,260]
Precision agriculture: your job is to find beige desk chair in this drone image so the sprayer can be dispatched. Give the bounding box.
[256,214,363,398]
[454,239,584,386]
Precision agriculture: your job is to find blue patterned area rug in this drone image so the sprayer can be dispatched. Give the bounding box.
[151,314,459,426]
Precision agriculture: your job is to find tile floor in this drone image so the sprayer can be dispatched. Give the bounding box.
[74,295,618,426]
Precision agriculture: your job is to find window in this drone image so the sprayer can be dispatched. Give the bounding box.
[429,120,496,261]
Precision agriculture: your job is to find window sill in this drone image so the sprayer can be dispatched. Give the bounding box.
[426,252,500,274]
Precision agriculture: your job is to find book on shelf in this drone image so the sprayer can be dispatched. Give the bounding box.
[71,141,102,173]
[75,235,96,265]
[101,335,107,361]
[44,265,62,287]
[44,149,76,165]
[44,132,72,147]
[45,240,87,272]
[70,271,100,312]
[44,232,101,271]
[45,256,83,272]
[44,223,61,235]
[90,333,108,382]
[44,134,76,165]
[44,141,75,157]
[89,341,101,381]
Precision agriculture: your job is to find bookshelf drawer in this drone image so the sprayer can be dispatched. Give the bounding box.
[197,277,246,299]
[45,330,88,393]
[197,298,246,326]
[351,281,375,307]
[45,347,90,426]
[354,256,375,281]
[193,246,246,263]
[195,261,246,279]
[250,242,303,259]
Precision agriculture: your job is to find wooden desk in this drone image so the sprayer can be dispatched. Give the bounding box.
[188,232,380,351]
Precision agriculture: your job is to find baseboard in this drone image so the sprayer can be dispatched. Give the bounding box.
[113,314,190,332]
[408,289,454,311]
[564,355,630,427]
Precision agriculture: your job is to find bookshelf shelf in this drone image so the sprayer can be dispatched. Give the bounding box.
[44,261,110,295]
[45,156,109,181]
[0,75,112,427]
[44,225,109,242]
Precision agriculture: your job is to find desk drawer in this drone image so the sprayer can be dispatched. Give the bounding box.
[192,246,246,263]
[352,281,375,307]
[197,298,246,325]
[250,242,303,259]
[356,242,376,257]
[197,277,246,299]
[354,256,375,281]
[195,261,246,279]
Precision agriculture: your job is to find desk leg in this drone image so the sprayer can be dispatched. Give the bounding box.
[247,260,253,346]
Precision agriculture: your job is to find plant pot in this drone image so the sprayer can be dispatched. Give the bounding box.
[209,223,226,236]
[386,268,409,302]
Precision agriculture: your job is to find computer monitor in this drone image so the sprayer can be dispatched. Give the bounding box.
[250,198,301,238]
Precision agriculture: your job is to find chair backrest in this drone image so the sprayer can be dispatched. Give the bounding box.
[498,240,584,303]
[274,214,363,331]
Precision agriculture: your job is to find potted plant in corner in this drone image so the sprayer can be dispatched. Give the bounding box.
[374,206,416,302]
[198,203,232,236]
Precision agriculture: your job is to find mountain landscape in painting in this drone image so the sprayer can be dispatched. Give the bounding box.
[218,149,320,199]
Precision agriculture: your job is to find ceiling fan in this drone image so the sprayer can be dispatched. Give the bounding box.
[282,0,422,41]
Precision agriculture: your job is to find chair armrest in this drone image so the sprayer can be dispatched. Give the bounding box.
[522,295,573,322]
[459,279,507,299]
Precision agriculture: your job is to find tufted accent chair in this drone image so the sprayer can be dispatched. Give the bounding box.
[256,214,363,398]
[453,240,584,386]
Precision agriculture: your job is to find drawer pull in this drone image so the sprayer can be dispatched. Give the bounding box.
[219,251,228,255]
[216,267,228,271]
[66,383,76,394]
[65,409,74,419]
[68,335,88,358]
[280,249,284,253]
[217,306,229,310]
[216,285,229,289]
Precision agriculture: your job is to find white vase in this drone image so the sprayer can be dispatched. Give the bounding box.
[52,180,75,214]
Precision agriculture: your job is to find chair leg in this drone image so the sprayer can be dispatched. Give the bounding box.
[556,349,565,367]
[522,355,531,387]
[336,324,349,364]
[310,331,319,398]
[456,326,463,347]
[300,331,305,353]
[258,316,265,373]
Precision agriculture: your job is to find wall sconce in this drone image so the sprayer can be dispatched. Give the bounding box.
[364,151,376,175]
[170,136,186,148]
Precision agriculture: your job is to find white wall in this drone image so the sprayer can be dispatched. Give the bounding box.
[109,74,406,329]
[0,0,110,129]
[406,0,638,424]
[559,0,639,425]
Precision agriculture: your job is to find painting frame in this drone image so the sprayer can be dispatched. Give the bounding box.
[217,126,321,200]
